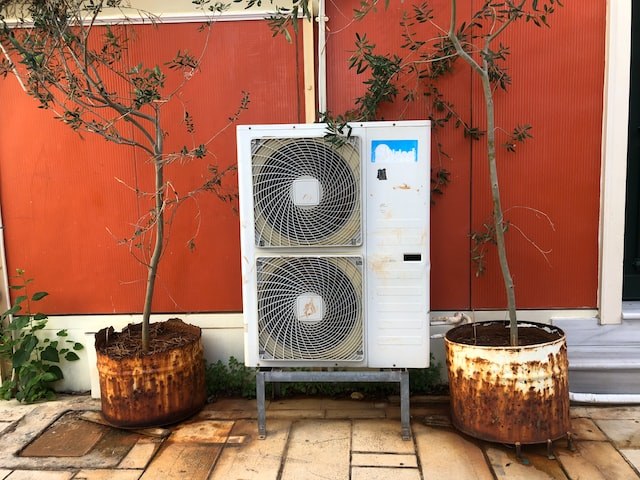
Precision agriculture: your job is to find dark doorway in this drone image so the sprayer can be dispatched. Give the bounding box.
[623,0,640,299]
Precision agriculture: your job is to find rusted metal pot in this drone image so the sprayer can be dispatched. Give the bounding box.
[95,319,206,428]
[445,321,570,444]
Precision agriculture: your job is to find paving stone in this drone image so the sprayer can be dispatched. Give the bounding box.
[266,409,324,419]
[620,449,640,474]
[403,395,450,405]
[268,398,325,410]
[351,453,417,468]
[79,412,170,439]
[226,435,248,445]
[323,399,383,411]
[5,471,74,480]
[571,417,608,441]
[198,410,256,420]
[0,406,139,470]
[140,443,221,480]
[0,422,12,435]
[73,469,142,480]
[485,446,568,479]
[209,419,290,480]
[20,412,104,457]
[0,401,38,422]
[352,420,414,453]
[0,471,11,480]
[557,440,640,480]
[385,406,402,419]
[117,438,163,469]
[169,420,234,444]
[203,398,259,412]
[351,466,421,480]
[325,408,386,419]
[413,423,493,480]
[280,420,351,480]
[595,419,640,447]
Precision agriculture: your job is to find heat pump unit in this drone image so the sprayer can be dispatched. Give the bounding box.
[237,121,430,368]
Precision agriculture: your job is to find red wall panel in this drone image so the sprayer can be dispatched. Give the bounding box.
[0,2,607,315]
[0,20,303,314]
[324,0,605,310]
[325,0,476,310]
[469,2,605,309]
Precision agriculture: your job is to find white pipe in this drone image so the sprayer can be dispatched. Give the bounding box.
[430,312,472,326]
[317,0,327,114]
[570,392,640,405]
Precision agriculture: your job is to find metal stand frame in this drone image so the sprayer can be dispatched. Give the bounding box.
[256,369,411,440]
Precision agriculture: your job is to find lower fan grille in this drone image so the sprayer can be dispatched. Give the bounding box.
[256,256,364,362]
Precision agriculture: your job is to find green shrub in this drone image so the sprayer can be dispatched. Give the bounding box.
[205,355,444,400]
[0,270,83,403]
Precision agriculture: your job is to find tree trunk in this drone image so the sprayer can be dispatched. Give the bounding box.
[141,106,165,353]
[480,70,518,346]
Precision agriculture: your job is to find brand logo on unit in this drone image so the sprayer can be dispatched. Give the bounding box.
[371,139,418,163]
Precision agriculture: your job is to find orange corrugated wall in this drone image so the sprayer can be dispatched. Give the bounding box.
[0,2,606,315]
[325,0,605,310]
[0,20,304,314]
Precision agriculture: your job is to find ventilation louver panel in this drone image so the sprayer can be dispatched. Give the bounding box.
[257,256,364,362]
[251,137,361,247]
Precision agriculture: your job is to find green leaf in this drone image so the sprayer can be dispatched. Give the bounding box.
[31,292,48,301]
[47,365,63,381]
[64,351,80,362]
[56,330,68,337]
[41,371,60,383]
[3,304,22,318]
[9,315,31,330]
[72,342,84,351]
[41,345,60,363]
[14,295,28,305]
[13,341,36,368]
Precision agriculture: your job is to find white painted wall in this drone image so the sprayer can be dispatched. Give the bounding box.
[2,1,294,24]
[47,309,597,395]
[598,0,632,325]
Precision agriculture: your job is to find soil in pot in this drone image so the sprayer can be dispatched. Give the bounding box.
[447,320,564,347]
[95,318,206,428]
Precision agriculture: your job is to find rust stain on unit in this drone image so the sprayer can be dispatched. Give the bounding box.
[445,322,570,445]
[394,183,411,190]
[369,255,394,277]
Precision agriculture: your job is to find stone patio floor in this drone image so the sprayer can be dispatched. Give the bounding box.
[0,394,639,479]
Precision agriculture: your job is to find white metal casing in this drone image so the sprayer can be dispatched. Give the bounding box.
[237,121,430,368]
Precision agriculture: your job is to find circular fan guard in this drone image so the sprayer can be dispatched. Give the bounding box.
[252,138,361,247]
[257,256,364,361]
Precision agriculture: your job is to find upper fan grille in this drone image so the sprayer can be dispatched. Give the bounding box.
[257,256,364,362]
[251,137,361,247]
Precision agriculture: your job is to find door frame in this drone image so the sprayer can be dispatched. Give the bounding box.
[599,0,632,325]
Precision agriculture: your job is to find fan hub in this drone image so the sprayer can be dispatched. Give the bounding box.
[296,293,324,324]
[290,176,322,207]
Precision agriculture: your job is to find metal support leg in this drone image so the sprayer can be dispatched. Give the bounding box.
[256,370,266,439]
[567,431,575,451]
[400,370,411,440]
[546,439,556,460]
[255,369,411,440]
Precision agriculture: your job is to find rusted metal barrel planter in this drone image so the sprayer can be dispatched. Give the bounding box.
[445,321,570,445]
[95,318,206,428]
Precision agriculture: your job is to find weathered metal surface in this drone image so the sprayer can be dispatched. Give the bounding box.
[96,319,206,428]
[445,321,570,444]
